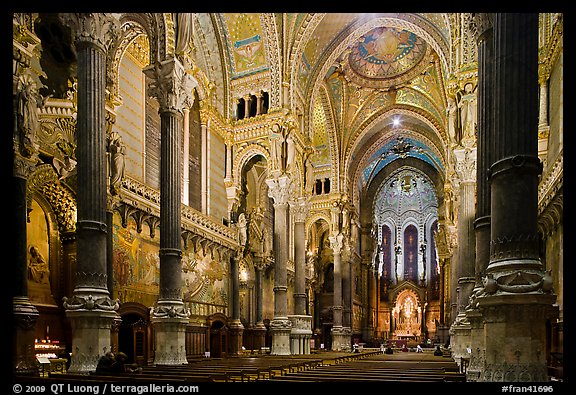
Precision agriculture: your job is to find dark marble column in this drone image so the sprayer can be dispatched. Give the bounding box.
[228,251,244,355]
[59,13,120,373]
[466,14,494,382]
[143,57,196,364]
[252,261,267,350]
[12,156,40,375]
[12,15,42,374]
[476,13,557,382]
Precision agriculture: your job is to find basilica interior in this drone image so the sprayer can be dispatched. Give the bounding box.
[11,12,563,383]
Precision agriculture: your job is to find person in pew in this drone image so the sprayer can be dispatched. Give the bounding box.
[385,346,394,354]
[434,345,443,356]
[110,352,142,374]
[96,352,115,373]
[416,344,423,353]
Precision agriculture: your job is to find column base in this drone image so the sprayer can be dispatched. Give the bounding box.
[331,326,352,351]
[476,292,558,382]
[228,319,244,356]
[13,297,40,375]
[65,309,117,373]
[449,312,471,372]
[288,315,312,354]
[270,317,292,355]
[152,316,189,365]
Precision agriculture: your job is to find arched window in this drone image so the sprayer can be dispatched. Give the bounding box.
[404,224,418,282]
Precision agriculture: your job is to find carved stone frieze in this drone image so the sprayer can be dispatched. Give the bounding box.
[63,293,119,312]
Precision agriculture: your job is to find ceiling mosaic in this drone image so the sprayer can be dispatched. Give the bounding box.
[348,26,427,80]
[221,13,267,78]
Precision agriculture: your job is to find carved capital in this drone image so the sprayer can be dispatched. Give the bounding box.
[266,175,292,206]
[60,13,120,52]
[454,147,477,182]
[289,197,309,223]
[143,58,198,114]
[329,233,344,255]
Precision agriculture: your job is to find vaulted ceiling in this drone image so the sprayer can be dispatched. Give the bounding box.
[192,13,454,208]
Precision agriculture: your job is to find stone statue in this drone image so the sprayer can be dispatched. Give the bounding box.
[237,212,248,247]
[174,13,194,56]
[16,75,48,157]
[107,130,126,195]
[458,82,477,143]
[286,133,296,172]
[446,96,460,146]
[28,245,49,284]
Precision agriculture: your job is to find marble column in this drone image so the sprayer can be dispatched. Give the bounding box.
[228,251,244,355]
[12,155,40,375]
[143,57,196,365]
[288,197,312,354]
[330,231,349,351]
[59,13,120,373]
[266,175,292,355]
[182,107,190,206]
[252,260,267,350]
[450,147,476,367]
[12,16,41,374]
[476,13,557,382]
[466,14,493,382]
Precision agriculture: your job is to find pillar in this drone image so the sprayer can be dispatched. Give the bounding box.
[450,146,477,368]
[143,57,197,365]
[466,13,494,382]
[266,175,292,355]
[476,13,557,382]
[59,13,120,373]
[12,15,41,374]
[228,251,244,355]
[252,260,267,350]
[182,107,190,206]
[288,198,312,354]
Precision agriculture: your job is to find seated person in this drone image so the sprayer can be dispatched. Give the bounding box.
[434,345,443,356]
[110,352,141,373]
[95,352,115,373]
[385,346,394,354]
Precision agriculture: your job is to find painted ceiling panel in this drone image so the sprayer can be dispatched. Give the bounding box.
[221,13,268,78]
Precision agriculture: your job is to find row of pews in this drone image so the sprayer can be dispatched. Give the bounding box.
[265,351,467,383]
[14,349,465,384]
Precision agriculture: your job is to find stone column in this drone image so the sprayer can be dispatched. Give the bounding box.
[266,175,292,355]
[228,251,244,355]
[12,15,41,374]
[255,91,263,116]
[330,230,349,351]
[450,147,476,367]
[59,13,120,373]
[288,197,312,354]
[341,208,352,336]
[12,155,40,375]
[252,259,267,350]
[182,107,190,206]
[466,14,493,382]
[243,94,251,118]
[476,13,557,382]
[361,225,375,341]
[143,57,196,365]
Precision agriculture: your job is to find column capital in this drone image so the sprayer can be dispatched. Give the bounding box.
[329,233,344,255]
[266,175,292,206]
[454,147,477,183]
[60,13,121,52]
[289,197,310,223]
[143,57,198,114]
